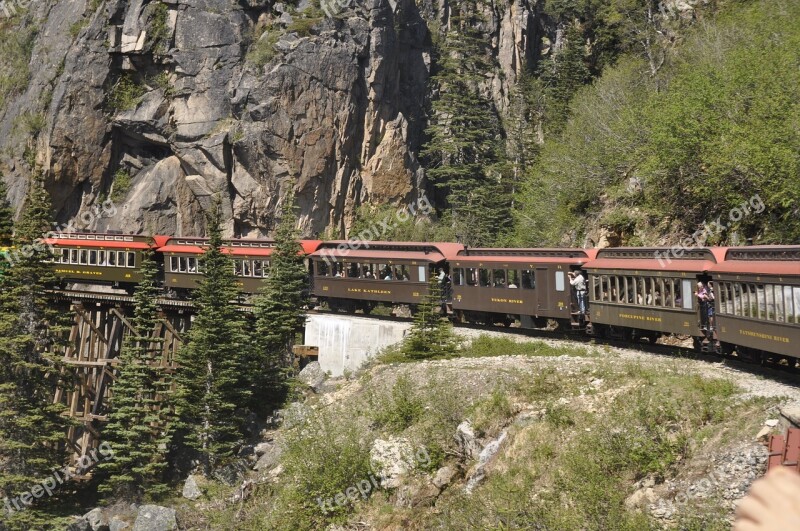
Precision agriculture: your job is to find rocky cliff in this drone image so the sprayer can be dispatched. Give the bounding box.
[0,0,548,237]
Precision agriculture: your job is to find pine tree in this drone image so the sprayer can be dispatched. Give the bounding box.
[0,178,13,247]
[96,250,171,500]
[251,191,308,410]
[0,175,71,527]
[422,0,511,247]
[174,201,250,475]
[538,23,590,134]
[402,277,459,360]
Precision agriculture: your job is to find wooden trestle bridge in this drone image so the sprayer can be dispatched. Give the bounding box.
[49,290,197,465]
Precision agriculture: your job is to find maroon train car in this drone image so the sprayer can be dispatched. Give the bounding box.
[584,247,726,345]
[710,246,800,363]
[450,248,597,327]
[310,241,463,313]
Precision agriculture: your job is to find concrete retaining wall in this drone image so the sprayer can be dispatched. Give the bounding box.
[304,314,412,376]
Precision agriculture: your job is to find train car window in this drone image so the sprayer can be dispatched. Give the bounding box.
[234,260,243,276]
[466,268,478,286]
[360,264,372,279]
[507,270,519,288]
[555,271,565,292]
[493,269,506,287]
[116,252,125,267]
[169,256,178,272]
[107,251,116,267]
[637,278,646,305]
[179,257,188,273]
[788,287,796,323]
[348,263,359,278]
[655,278,665,306]
[793,287,800,324]
[757,284,766,319]
[253,260,263,277]
[592,276,601,301]
[127,252,136,268]
[79,250,88,264]
[89,250,97,265]
[772,285,783,322]
[453,268,464,286]
[396,264,409,281]
[734,283,743,316]
[61,249,70,263]
[479,269,490,287]
[417,266,426,282]
[243,260,252,277]
[747,284,756,318]
[98,251,107,266]
[188,257,198,273]
[681,280,693,310]
[521,269,535,290]
[317,261,329,276]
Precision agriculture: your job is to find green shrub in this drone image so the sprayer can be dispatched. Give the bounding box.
[107,75,146,111]
[246,30,281,68]
[372,375,424,432]
[267,409,373,527]
[110,169,132,202]
[147,2,170,54]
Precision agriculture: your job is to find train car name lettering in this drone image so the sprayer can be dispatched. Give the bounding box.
[739,330,790,343]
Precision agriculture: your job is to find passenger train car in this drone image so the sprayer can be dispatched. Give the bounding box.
[42,233,799,366]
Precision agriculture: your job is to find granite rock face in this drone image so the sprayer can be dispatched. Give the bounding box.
[0,0,546,237]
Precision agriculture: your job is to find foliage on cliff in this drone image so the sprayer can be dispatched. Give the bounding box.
[514,0,800,245]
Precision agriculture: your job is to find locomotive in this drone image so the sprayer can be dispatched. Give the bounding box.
[42,233,800,367]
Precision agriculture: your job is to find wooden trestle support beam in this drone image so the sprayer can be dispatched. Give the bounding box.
[52,302,188,464]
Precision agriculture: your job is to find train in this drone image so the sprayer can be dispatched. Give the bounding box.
[40,233,800,366]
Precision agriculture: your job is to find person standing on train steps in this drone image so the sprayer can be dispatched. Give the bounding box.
[569,271,587,315]
[695,281,709,330]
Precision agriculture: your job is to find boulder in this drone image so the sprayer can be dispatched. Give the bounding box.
[432,466,456,489]
[370,437,415,488]
[253,441,284,472]
[83,508,109,530]
[109,517,130,531]
[65,520,92,531]
[132,505,176,531]
[455,420,481,461]
[182,475,203,500]
[297,361,326,391]
[212,460,249,486]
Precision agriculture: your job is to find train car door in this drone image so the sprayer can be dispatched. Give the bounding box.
[536,267,550,314]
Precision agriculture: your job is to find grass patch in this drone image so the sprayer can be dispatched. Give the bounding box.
[246,29,281,68]
[147,2,170,54]
[110,169,132,202]
[107,74,146,111]
[370,375,424,433]
[461,334,592,358]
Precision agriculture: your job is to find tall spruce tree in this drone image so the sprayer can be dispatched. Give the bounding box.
[422,0,510,247]
[402,277,458,360]
[174,201,250,475]
[0,175,71,527]
[96,250,171,500]
[0,178,13,246]
[251,191,308,410]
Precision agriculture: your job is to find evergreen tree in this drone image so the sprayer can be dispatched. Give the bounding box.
[96,250,171,500]
[538,23,590,134]
[0,178,13,246]
[251,191,308,410]
[422,0,510,247]
[174,201,250,475]
[0,175,71,527]
[402,277,459,360]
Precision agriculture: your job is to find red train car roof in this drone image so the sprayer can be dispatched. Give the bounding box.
[710,246,800,277]
[454,248,597,264]
[584,247,725,273]
[44,238,152,250]
[311,241,464,262]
